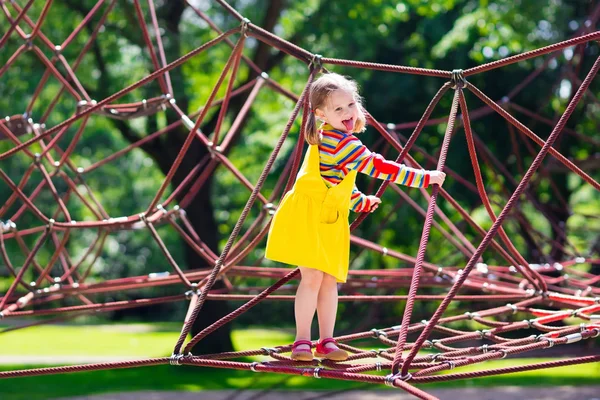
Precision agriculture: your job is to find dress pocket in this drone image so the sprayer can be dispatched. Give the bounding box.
[319,204,339,224]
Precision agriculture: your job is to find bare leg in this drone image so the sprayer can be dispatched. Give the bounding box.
[317,272,340,350]
[294,266,324,351]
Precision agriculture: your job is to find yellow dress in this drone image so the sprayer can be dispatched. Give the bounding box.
[265,144,357,282]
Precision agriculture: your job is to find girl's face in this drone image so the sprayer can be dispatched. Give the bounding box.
[316,89,359,133]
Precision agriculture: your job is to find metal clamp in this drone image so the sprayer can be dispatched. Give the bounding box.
[506,303,518,314]
[375,362,382,371]
[450,69,465,89]
[444,360,456,370]
[250,361,259,372]
[536,335,555,348]
[371,328,388,339]
[465,312,480,320]
[309,54,323,72]
[385,372,412,387]
[170,353,184,366]
[241,18,251,37]
[313,367,322,379]
[497,349,508,359]
[261,347,279,356]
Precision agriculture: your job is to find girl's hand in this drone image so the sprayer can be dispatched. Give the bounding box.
[429,171,446,187]
[367,196,381,212]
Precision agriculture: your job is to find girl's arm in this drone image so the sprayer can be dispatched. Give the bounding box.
[350,186,373,212]
[335,135,439,188]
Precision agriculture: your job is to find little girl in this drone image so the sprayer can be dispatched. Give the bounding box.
[265,73,445,361]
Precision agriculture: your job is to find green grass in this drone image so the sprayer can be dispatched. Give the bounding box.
[0,323,598,400]
[0,322,294,358]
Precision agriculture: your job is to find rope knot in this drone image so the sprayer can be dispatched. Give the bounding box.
[450,69,465,89]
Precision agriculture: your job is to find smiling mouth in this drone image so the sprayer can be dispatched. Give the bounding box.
[342,118,354,132]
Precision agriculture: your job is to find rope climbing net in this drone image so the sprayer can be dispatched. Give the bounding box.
[0,1,599,398]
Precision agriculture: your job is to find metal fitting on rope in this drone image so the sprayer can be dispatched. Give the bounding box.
[260,347,279,356]
[481,344,489,353]
[385,372,411,386]
[422,340,433,349]
[184,288,201,300]
[464,312,480,320]
[250,362,259,372]
[430,353,443,363]
[241,18,251,37]
[157,204,167,214]
[523,319,533,329]
[260,72,269,80]
[506,303,518,314]
[206,143,222,158]
[25,35,34,50]
[444,361,456,370]
[0,312,4,320]
[170,353,184,366]
[536,335,554,348]
[450,69,465,89]
[263,202,276,215]
[47,218,55,230]
[384,374,396,387]
[375,362,382,371]
[313,367,322,379]
[371,328,388,339]
[564,333,583,344]
[497,349,508,359]
[308,54,323,72]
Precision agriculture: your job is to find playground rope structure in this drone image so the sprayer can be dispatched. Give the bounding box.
[1,1,599,398]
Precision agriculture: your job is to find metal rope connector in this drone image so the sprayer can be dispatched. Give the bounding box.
[260,347,279,356]
[313,367,322,379]
[309,54,323,72]
[241,18,251,37]
[170,353,184,366]
[450,69,465,89]
[444,360,456,370]
[371,328,388,339]
[385,372,412,387]
[250,361,259,372]
[536,335,555,348]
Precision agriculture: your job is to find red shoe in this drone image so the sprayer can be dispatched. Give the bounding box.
[290,340,313,361]
[314,338,348,361]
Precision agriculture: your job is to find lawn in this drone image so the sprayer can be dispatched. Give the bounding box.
[0,322,598,400]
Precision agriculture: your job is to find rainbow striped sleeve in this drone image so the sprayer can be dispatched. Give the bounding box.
[333,135,431,189]
[350,186,372,212]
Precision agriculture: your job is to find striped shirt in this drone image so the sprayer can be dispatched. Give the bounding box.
[318,125,432,212]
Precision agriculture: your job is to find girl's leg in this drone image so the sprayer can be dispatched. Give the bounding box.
[294,266,324,351]
[316,272,340,350]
